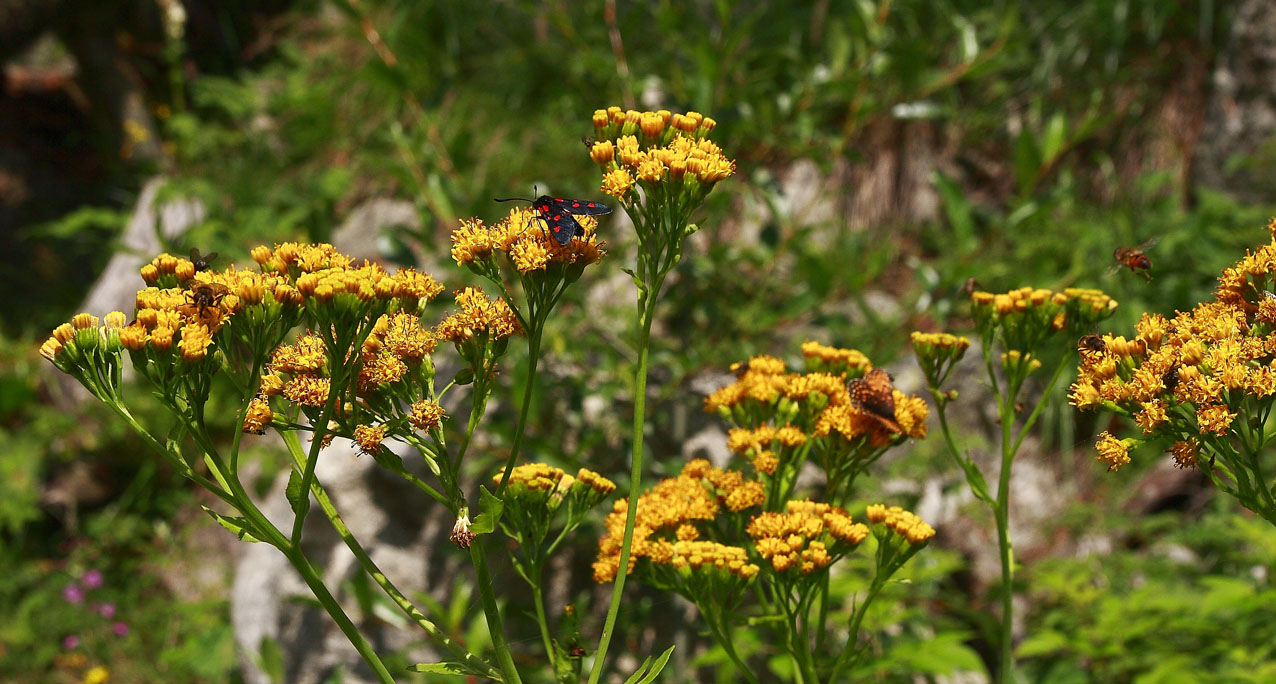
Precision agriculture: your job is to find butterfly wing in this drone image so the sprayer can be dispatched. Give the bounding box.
[849,369,903,434]
[544,211,584,246]
[549,196,613,217]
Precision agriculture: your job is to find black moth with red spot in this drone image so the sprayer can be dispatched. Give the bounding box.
[493,194,613,246]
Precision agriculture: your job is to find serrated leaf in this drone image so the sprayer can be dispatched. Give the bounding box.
[202,505,263,543]
[470,486,504,534]
[285,468,305,515]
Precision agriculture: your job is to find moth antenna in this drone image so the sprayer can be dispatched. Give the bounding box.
[493,197,535,203]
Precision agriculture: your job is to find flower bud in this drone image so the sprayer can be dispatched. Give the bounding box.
[590,140,615,165]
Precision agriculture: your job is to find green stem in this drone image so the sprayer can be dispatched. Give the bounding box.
[995,391,1016,684]
[588,284,661,684]
[456,376,523,684]
[283,544,397,684]
[496,328,543,495]
[703,605,761,684]
[828,578,887,680]
[530,566,557,669]
[280,432,496,678]
[291,382,340,545]
[470,542,522,683]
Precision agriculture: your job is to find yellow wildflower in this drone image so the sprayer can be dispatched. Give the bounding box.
[1094,431,1131,471]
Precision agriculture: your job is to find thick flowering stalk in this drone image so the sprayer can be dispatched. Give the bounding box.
[449,180,609,682]
[44,245,506,682]
[586,106,736,683]
[913,287,1116,683]
[1075,225,1276,525]
[451,205,606,495]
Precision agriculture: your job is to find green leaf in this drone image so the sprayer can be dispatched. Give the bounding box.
[202,505,263,543]
[470,486,504,534]
[407,662,469,676]
[933,170,976,254]
[258,635,285,683]
[1016,629,1070,658]
[285,468,306,515]
[889,633,982,674]
[1013,127,1040,194]
[454,368,475,386]
[1041,112,1068,164]
[623,645,675,684]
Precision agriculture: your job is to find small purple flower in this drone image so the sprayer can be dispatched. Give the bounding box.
[112,622,129,637]
[62,583,84,604]
[97,602,116,619]
[82,569,104,589]
[62,635,80,650]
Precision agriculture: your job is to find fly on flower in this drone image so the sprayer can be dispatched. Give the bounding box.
[1077,334,1106,354]
[493,192,612,246]
[180,281,231,319]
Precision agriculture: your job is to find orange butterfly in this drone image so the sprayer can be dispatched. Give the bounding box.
[849,369,902,434]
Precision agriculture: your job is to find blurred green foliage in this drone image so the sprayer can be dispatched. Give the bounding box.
[10,0,1276,681]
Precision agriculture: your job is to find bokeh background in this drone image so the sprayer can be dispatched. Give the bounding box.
[6,0,1276,682]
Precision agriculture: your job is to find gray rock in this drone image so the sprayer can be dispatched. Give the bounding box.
[79,176,204,317]
[232,437,462,684]
[1195,0,1276,199]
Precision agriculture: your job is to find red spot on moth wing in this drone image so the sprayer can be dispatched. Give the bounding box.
[572,201,580,207]
[554,215,561,220]
[540,205,549,213]
[587,203,595,207]
[554,198,564,202]
[552,225,561,232]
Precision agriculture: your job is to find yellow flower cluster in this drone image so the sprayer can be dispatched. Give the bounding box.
[911,331,972,389]
[593,459,763,582]
[588,107,735,201]
[259,313,441,433]
[450,207,606,273]
[664,540,759,579]
[706,344,928,488]
[911,332,971,354]
[243,397,273,434]
[747,500,870,574]
[865,504,936,545]
[407,399,446,431]
[434,287,522,343]
[1072,236,1276,469]
[495,463,618,498]
[801,340,872,376]
[972,286,1117,353]
[497,463,570,491]
[1093,432,1131,471]
[44,243,450,385]
[253,242,352,274]
[353,423,387,456]
[576,468,618,495]
[140,252,200,285]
